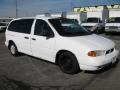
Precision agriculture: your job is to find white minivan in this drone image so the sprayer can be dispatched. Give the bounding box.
[5,16,119,74]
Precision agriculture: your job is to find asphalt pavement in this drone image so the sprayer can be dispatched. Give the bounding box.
[0,32,120,90]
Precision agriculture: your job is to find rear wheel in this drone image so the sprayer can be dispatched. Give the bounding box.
[58,52,80,74]
[9,43,19,56]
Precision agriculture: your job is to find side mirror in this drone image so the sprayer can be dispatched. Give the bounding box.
[45,32,54,39]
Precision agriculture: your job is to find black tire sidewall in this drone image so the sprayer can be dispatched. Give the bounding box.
[58,52,80,74]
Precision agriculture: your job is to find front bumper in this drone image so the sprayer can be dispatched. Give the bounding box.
[79,49,119,71]
[5,41,8,47]
[105,29,120,32]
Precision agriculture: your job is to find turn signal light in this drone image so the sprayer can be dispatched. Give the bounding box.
[88,51,96,57]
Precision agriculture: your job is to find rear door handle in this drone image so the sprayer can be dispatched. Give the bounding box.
[32,38,36,40]
[24,37,29,39]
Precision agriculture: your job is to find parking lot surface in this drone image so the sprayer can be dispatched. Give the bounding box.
[0,32,120,90]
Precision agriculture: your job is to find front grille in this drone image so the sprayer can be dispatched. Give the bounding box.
[83,26,92,30]
[106,48,114,55]
[109,26,118,29]
[98,62,112,70]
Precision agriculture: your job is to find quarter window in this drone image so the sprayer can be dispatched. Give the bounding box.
[8,19,33,34]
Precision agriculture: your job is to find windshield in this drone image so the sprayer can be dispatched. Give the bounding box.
[108,17,120,23]
[49,18,91,36]
[84,18,102,23]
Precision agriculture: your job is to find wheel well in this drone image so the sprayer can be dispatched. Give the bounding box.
[55,50,75,65]
[8,40,14,49]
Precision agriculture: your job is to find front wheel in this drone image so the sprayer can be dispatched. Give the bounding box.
[58,52,80,74]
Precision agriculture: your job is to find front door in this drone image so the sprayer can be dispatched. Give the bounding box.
[31,19,56,62]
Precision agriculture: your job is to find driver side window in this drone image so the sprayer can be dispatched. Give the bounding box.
[34,19,54,36]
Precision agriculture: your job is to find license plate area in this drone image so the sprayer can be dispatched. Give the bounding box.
[111,56,117,64]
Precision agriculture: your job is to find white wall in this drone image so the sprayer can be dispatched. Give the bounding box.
[109,9,120,17]
[87,11,102,19]
[51,13,61,17]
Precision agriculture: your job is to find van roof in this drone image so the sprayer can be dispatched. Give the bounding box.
[12,15,61,21]
[12,17,34,21]
[36,15,61,19]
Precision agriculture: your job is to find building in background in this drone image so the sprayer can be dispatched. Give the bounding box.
[73,0,120,12]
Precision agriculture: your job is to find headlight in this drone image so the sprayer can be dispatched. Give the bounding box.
[88,50,105,57]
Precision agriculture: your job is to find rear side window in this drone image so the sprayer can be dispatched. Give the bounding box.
[8,19,33,34]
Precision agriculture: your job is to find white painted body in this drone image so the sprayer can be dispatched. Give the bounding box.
[5,16,119,71]
[105,9,120,32]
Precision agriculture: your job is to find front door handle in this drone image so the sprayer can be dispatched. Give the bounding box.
[32,38,36,40]
[24,37,29,39]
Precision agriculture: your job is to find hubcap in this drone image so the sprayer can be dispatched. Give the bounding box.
[10,45,16,54]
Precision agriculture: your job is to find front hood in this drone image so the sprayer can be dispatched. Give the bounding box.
[68,34,115,50]
[81,23,98,26]
[106,23,120,27]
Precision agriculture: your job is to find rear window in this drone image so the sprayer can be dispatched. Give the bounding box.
[8,19,33,34]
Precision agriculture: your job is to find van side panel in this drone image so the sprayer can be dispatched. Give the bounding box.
[5,19,34,55]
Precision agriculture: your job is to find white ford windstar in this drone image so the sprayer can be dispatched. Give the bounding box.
[5,16,119,74]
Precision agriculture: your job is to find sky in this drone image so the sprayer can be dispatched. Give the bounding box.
[0,0,82,18]
[0,0,120,18]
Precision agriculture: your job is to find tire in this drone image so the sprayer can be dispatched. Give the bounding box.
[58,52,80,74]
[9,43,19,56]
